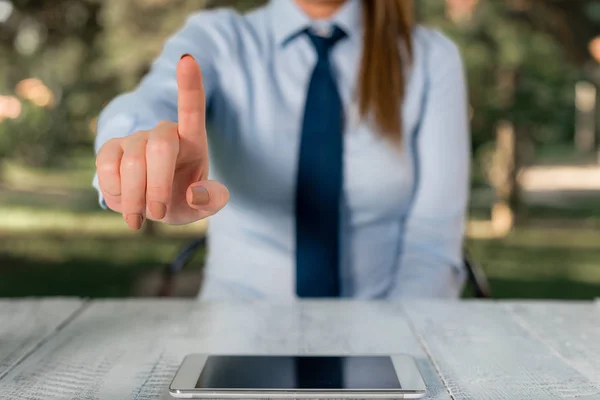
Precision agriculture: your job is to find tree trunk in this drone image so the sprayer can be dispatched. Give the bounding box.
[574,80,597,155]
[490,118,529,234]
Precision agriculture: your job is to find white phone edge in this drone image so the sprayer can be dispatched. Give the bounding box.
[169,354,427,399]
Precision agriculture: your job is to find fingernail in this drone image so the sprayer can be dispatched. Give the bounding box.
[149,201,167,220]
[125,214,144,230]
[181,53,195,61]
[191,186,210,206]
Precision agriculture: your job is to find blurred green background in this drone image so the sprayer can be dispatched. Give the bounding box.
[1,0,600,299]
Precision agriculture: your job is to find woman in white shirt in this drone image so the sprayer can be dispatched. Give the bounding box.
[94,0,471,300]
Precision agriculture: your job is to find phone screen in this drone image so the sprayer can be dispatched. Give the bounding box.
[195,356,402,390]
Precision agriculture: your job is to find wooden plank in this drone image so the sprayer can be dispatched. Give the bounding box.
[0,300,447,400]
[505,302,600,387]
[402,301,600,400]
[298,301,450,400]
[0,300,305,399]
[0,298,84,379]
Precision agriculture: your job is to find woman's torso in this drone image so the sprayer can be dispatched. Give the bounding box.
[198,0,433,300]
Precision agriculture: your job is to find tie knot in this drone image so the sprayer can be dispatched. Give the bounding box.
[305,26,347,59]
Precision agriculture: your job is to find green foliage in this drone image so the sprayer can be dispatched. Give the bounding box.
[421,0,581,154]
[0,0,266,168]
[98,0,210,90]
[0,0,108,166]
[0,102,63,166]
[0,0,597,169]
[97,0,266,90]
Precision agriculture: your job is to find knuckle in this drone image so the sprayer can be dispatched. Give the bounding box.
[96,159,119,176]
[130,130,149,141]
[105,137,121,147]
[96,139,120,163]
[121,155,145,171]
[146,137,175,157]
[156,120,175,128]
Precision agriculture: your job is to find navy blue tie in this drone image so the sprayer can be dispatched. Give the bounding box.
[295,27,347,298]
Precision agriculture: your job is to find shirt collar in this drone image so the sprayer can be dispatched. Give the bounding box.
[269,0,362,46]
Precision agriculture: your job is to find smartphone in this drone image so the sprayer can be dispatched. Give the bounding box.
[169,354,427,399]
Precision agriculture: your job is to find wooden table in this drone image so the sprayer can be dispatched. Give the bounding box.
[0,299,599,399]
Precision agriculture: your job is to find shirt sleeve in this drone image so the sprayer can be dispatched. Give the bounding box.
[388,31,471,299]
[92,10,234,207]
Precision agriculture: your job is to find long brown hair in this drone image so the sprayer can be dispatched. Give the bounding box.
[358,0,413,141]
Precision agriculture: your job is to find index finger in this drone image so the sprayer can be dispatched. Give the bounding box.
[177,54,206,147]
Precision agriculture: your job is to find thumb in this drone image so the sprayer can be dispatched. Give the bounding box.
[186,180,230,217]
